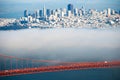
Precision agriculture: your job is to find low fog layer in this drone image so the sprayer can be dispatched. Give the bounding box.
[0,28,120,62]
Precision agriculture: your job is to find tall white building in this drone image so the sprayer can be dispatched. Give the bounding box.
[68,11,72,17]
[78,9,82,16]
[63,8,67,16]
[102,9,107,16]
[111,10,115,15]
[54,12,58,18]
[61,11,65,17]
[81,6,85,15]
[43,5,46,18]
[74,8,78,16]
[107,8,111,17]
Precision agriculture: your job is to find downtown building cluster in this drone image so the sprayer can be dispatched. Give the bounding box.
[22,4,116,23]
[19,4,120,28]
[0,4,120,29]
[23,4,83,22]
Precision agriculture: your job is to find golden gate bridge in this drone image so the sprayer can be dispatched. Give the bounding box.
[0,54,120,77]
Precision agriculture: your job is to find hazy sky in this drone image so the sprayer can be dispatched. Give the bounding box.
[1,0,120,7]
[1,0,120,3]
[0,29,120,61]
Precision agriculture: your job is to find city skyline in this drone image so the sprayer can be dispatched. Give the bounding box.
[0,0,120,18]
[0,3,119,30]
[23,4,117,19]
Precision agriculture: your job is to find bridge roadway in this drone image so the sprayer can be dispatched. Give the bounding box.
[0,61,120,77]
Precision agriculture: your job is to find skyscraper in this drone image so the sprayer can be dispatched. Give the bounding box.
[39,10,43,17]
[62,8,67,16]
[111,10,115,15]
[81,6,85,15]
[68,11,72,17]
[24,10,28,17]
[61,11,65,17]
[78,9,82,16]
[47,9,51,17]
[107,8,111,17]
[43,5,46,17]
[74,8,78,16]
[35,10,39,18]
[28,16,33,22]
[67,4,74,14]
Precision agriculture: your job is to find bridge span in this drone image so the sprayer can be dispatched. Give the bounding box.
[0,54,120,77]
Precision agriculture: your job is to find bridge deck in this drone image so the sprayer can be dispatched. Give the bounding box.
[0,61,120,77]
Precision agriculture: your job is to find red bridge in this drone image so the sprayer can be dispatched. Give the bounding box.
[0,54,120,77]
